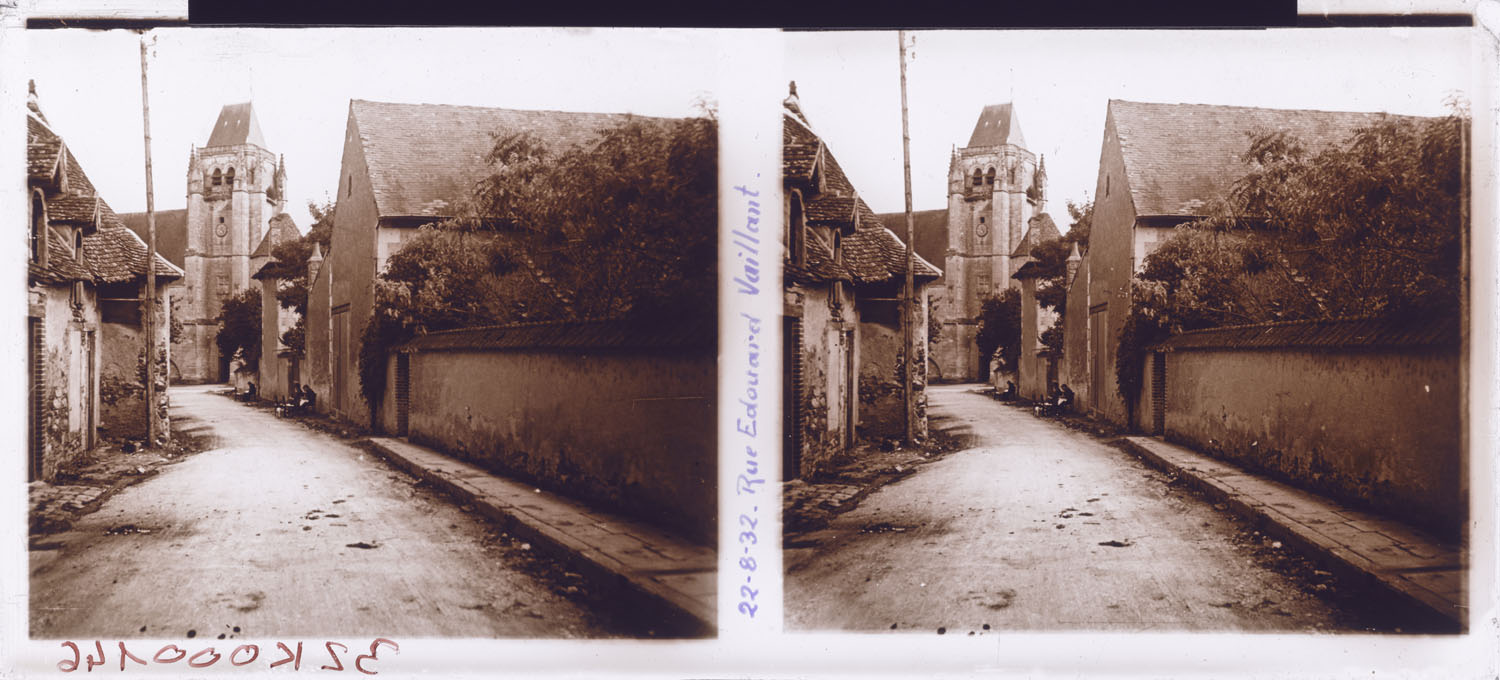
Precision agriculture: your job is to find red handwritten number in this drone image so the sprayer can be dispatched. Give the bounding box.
[118,642,148,671]
[153,644,187,664]
[188,647,221,668]
[355,638,400,675]
[230,644,260,666]
[57,641,80,672]
[321,642,348,671]
[270,642,302,670]
[85,640,106,672]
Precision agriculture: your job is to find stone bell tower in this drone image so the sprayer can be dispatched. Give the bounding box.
[179,102,285,383]
[933,102,1039,382]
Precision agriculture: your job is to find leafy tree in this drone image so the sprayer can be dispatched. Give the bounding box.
[1032,199,1093,312]
[215,288,261,367]
[358,113,718,414]
[975,288,1021,375]
[257,201,335,354]
[1115,107,1467,415]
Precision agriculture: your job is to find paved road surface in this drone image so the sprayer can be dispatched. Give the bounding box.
[786,384,1363,632]
[31,385,614,639]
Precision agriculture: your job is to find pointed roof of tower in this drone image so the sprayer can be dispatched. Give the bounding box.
[967,103,1026,149]
[206,102,267,148]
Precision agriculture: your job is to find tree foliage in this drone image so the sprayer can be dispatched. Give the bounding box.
[255,201,335,354]
[1032,199,1093,312]
[215,287,261,367]
[1115,108,1467,413]
[358,113,718,414]
[975,288,1021,375]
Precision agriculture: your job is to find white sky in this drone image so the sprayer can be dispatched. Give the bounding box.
[787,29,1473,224]
[24,27,722,228]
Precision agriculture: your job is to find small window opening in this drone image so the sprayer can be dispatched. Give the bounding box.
[212,168,223,186]
[225,167,236,187]
[985,167,996,185]
[971,169,983,187]
[30,193,45,264]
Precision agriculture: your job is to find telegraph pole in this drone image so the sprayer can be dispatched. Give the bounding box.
[140,34,159,446]
[898,31,917,445]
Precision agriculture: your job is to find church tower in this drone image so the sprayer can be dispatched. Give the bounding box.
[934,103,1041,382]
[179,103,284,382]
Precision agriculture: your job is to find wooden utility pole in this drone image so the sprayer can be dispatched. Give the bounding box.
[898,31,917,445]
[140,34,159,446]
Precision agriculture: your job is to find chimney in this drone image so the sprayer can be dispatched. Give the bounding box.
[1065,241,1082,287]
[307,241,324,285]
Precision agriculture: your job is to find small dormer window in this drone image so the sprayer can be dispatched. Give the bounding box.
[788,191,807,266]
[832,231,842,264]
[1106,175,1111,198]
[971,169,983,187]
[212,168,223,186]
[31,192,48,266]
[74,230,83,256]
[985,167,996,185]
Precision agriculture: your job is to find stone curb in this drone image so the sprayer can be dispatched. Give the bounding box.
[1115,436,1464,632]
[362,438,715,636]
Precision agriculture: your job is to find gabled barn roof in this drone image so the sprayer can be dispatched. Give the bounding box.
[1108,100,1421,218]
[349,99,660,219]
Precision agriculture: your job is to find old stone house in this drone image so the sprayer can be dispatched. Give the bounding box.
[305,99,647,427]
[27,83,180,481]
[783,87,940,480]
[1058,100,1414,426]
[121,102,287,384]
[877,103,1049,383]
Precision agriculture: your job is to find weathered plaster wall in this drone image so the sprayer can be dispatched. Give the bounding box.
[305,260,333,415]
[34,284,99,479]
[1159,348,1463,535]
[1062,255,1092,412]
[402,348,716,543]
[1082,109,1137,424]
[326,108,380,425]
[790,281,857,478]
[98,281,171,440]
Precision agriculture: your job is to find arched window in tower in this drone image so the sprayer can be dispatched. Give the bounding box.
[30,191,46,265]
[1009,161,1018,184]
[225,167,235,187]
[971,168,983,187]
[985,167,995,185]
[212,168,223,186]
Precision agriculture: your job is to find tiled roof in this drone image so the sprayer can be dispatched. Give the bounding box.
[1109,100,1420,217]
[205,102,267,148]
[1010,212,1061,258]
[806,195,856,226]
[84,226,184,284]
[785,230,853,285]
[30,238,93,285]
[783,115,821,182]
[398,315,714,353]
[967,103,1026,149]
[251,212,302,258]
[782,100,940,287]
[118,209,188,268]
[351,99,657,218]
[876,208,948,274]
[47,194,99,225]
[27,116,62,183]
[1150,316,1458,352]
[846,202,940,284]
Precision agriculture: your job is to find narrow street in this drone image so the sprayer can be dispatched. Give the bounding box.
[30,385,617,639]
[785,384,1374,632]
